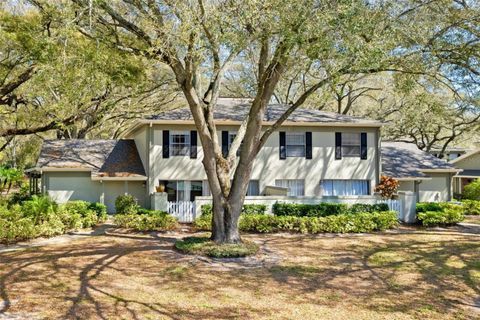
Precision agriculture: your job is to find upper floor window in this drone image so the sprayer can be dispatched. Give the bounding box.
[341,133,361,157]
[275,179,305,196]
[279,132,312,159]
[170,131,190,156]
[335,132,367,160]
[286,133,306,157]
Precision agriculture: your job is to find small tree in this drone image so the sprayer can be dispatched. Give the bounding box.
[464,179,480,201]
[375,176,399,200]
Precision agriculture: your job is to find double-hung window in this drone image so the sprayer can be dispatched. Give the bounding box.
[286,133,306,157]
[275,179,305,196]
[170,131,190,156]
[341,133,361,157]
[202,179,260,196]
[320,180,370,196]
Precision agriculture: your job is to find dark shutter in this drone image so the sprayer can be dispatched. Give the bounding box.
[305,132,312,159]
[279,131,286,160]
[360,132,367,160]
[222,131,229,158]
[335,132,342,160]
[162,130,170,158]
[190,130,197,159]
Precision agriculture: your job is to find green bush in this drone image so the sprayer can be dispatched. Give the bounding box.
[0,197,108,244]
[200,204,267,216]
[175,236,259,258]
[194,211,399,234]
[464,179,480,200]
[114,211,178,231]
[115,194,139,214]
[349,203,389,213]
[272,202,348,217]
[417,207,464,226]
[462,200,480,215]
[416,202,443,213]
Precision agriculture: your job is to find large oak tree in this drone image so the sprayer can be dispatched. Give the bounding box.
[33,0,480,243]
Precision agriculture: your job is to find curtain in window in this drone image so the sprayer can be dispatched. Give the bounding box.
[321,180,369,196]
[275,180,305,196]
[341,133,361,157]
[286,133,306,157]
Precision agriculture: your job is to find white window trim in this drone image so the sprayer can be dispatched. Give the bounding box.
[169,131,190,157]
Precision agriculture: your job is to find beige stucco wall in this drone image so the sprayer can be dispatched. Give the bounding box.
[44,172,101,204]
[144,124,380,196]
[132,126,149,172]
[418,173,450,202]
[44,172,146,213]
[453,152,480,170]
[398,181,415,193]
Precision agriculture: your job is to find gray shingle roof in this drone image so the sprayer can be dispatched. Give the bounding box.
[381,142,456,179]
[36,139,146,178]
[146,98,382,125]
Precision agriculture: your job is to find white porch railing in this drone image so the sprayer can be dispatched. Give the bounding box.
[167,201,195,222]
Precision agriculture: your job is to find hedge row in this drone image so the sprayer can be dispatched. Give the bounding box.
[416,202,464,226]
[0,196,107,244]
[113,211,178,231]
[200,204,267,216]
[462,200,480,215]
[194,211,398,234]
[272,202,389,217]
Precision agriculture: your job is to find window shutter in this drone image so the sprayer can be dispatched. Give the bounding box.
[335,132,342,160]
[305,132,312,159]
[279,131,286,160]
[162,130,170,158]
[360,132,367,160]
[222,131,229,158]
[190,130,197,159]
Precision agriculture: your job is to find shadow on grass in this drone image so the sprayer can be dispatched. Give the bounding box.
[0,226,479,319]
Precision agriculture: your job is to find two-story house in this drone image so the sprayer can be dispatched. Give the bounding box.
[30,98,457,215]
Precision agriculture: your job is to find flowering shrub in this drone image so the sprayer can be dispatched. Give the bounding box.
[375,176,399,199]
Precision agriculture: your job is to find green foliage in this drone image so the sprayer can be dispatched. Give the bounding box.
[194,211,398,234]
[7,184,32,206]
[349,203,390,214]
[114,211,178,231]
[0,197,108,244]
[462,200,480,215]
[417,202,464,226]
[115,194,139,214]
[272,202,348,217]
[201,204,267,216]
[463,179,480,201]
[416,202,443,213]
[175,236,259,258]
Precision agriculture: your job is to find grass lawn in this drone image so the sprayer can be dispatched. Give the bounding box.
[0,226,479,319]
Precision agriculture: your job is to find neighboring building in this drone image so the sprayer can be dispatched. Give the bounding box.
[428,146,470,161]
[29,99,459,214]
[381,142,461,202]
[451,149,480,197]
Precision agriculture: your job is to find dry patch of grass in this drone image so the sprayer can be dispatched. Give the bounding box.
[464,215,480,225]
[0,227,479,319]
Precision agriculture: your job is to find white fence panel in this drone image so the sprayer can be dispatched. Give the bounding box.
[378,199,403,218]
[167,201,195,222]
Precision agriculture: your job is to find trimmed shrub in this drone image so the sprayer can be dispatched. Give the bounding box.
[272,202,348,217]
[194,211,399,234]
[462,200,480,215]
[417,209,464,226]
[0,197,108,244]
[114,211,178,231]
[349,203,389,214]
[200,204,267,216]
[464,178,480,200]
[175,236,259,258]
[416,202,443,213]
[115,194,139,214]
